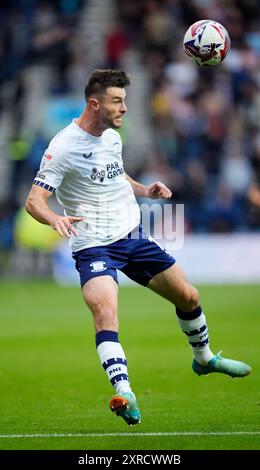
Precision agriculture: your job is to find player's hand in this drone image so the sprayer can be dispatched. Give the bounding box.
[50,215,83,238]
[146,182,172,199]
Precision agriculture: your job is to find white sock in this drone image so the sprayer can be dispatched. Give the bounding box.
[176,306,214,365]
[96,330,132,394]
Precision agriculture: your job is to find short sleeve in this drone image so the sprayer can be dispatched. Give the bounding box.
[33,139,71,192]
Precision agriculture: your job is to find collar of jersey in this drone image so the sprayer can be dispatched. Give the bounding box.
[72,119,102,141]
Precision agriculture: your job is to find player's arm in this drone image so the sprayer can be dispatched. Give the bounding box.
[125,174,172,199]
[25,185,83,238]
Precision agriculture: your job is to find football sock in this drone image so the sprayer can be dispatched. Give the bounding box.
[176,305,214,365]
[96,330,132,395]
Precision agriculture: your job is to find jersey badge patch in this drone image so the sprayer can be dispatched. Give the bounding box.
[90,261,107,272]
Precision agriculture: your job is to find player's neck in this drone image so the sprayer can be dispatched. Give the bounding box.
[76,111,105,137]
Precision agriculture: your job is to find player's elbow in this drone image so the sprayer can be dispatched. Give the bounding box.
[25,195,34,215]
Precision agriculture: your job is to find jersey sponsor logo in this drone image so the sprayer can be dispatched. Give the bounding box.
[90,261,107,272]
[90,167,105,182]
[36,172,46,180]
[89,162,124,183]
[83,152,92,159]
[44,153,53,160]
[106,162,124,179]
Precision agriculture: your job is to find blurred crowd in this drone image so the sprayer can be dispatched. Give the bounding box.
[0,0,84,257]
[0,0,260,259]
[113,0,260,233]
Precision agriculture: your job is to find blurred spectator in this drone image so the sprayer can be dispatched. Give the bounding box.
[0,200,17,275]
[105,22,130,68]
[8,132,31,206]
[142,0,176,56]
[164,49,199,98]
[208,183,246,232]
[248,133,260,227]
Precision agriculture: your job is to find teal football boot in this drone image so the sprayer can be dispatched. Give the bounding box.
[110,392,141,426]
[192,352,251,378]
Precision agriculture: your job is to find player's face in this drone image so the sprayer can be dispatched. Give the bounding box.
[98,87,127,129]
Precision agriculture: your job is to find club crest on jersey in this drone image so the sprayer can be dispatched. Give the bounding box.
[113,142,121,154]
[90,261,107,272]
[90,167,105,182]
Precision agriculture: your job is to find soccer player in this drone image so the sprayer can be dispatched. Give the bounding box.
[25,69,251,426]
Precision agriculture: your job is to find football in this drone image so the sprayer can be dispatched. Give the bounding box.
[183,20,231,66]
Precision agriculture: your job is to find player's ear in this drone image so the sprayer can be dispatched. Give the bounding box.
[89,97,100,111]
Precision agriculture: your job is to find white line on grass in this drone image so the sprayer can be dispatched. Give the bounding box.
[0,432,259,439]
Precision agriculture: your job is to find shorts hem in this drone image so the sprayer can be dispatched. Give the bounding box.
[145,259,176,286]
[80,271,118,289]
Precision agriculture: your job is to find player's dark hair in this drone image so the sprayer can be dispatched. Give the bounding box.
[84,69,130,101]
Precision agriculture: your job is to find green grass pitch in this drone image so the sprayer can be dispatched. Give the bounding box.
[0,281,259,450]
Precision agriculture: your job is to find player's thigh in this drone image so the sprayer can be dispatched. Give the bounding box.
[148,263,200,310]
[82,275,119,316]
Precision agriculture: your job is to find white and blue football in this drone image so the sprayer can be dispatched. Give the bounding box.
[183,20,231,66]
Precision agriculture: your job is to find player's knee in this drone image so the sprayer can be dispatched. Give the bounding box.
[91,303,118,331]
[178,286,200,312]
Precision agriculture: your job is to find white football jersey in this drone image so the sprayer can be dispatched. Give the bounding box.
[34,119,140,251]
